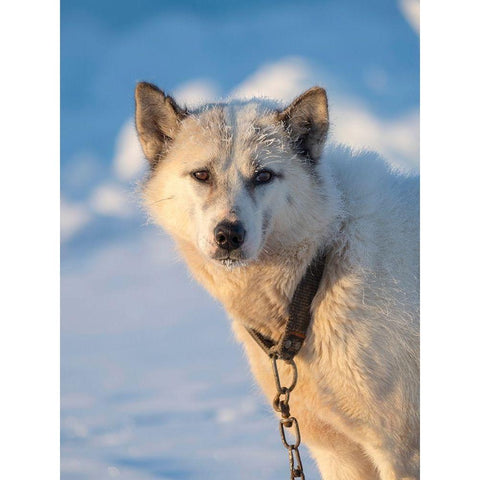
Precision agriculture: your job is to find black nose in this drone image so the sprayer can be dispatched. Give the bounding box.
[214,221,246,251]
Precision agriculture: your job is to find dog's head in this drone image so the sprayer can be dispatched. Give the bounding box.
[136,83,335,268]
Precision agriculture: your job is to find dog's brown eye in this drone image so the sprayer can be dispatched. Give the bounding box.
[255,170,273,184]
[192,170,210,182]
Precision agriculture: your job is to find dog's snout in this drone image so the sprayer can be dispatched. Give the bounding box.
[214,222,246,251]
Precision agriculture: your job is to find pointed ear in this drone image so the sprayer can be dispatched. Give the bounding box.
[278,87,329,162]
[135,82,187,167]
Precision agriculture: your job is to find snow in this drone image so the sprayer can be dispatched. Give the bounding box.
[398,0,420,34]
[113,120,147,182]
[231,57,313,102]
[173,79,219,109]
[89,182,136,218]
[61,198,92,241]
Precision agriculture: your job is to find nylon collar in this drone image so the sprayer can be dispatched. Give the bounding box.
[245,251,327,360]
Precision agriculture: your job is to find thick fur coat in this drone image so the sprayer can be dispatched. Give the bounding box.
[135,83,419,480]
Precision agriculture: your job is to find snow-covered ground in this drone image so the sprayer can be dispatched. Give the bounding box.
[61,1,419,478]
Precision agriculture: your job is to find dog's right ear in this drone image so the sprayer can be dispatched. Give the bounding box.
[135,82,187,167]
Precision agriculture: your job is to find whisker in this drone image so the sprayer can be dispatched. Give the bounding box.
[147,195,175,206]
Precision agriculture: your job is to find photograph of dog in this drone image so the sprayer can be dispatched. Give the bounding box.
[135,82,419,480]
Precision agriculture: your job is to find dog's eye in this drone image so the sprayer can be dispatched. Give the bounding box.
[192,170,210,182]
[254,170,273,184]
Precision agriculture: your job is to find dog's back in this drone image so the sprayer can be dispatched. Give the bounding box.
[327,144,419,319]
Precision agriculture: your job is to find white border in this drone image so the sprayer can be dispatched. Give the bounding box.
[0,0,59,478]
[421,0,480,478]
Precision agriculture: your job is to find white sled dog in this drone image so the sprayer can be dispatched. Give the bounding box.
[135,82,419,480]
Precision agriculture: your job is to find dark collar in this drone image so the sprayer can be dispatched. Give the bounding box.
[245,250,327,360]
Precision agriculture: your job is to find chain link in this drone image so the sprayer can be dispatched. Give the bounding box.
[270,355,306,479]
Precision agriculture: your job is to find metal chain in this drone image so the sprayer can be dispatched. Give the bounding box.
[270,354,306,479]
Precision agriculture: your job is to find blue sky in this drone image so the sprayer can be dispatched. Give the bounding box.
[61,2,419,479]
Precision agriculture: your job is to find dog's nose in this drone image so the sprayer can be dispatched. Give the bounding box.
[214,221,246,251]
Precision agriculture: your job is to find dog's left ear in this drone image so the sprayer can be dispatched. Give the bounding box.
[278,87,329,162]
